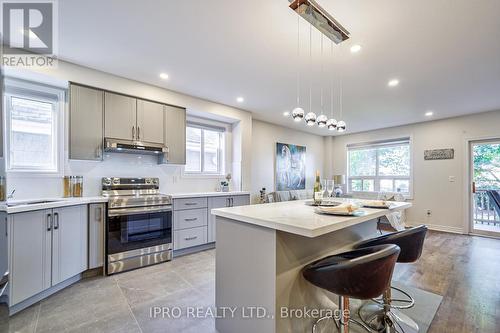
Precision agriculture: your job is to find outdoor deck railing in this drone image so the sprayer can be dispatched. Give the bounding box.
[473,189,500,226]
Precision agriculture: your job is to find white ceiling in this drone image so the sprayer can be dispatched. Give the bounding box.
[58,0,500,135]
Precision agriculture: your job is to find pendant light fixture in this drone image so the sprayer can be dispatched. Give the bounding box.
[337,62,346,133]
[327,41,337,131]
[316,34,327,128]
[305,24,317,126]
[292,15,305,122]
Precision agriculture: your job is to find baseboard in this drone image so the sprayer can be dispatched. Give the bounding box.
[173,242,215,257]
[407,222,465,235]
[9,274,82,316]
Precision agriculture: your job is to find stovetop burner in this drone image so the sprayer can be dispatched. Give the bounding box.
[102,177,171,208]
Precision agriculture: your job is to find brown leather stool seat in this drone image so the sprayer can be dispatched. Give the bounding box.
[354,225,428,333]
[303,244,400,333]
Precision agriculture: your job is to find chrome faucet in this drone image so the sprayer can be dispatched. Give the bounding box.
[7,189,15,200]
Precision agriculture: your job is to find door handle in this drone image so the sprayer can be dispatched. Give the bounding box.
[472,182,476,194]
[53,212,59,230]
[184,236,198,241]
[137,126,140,140]
[132,126,135,140]
[96,206,102,222]
[230,198,234,207]
[184,218,198,222]
[47,213,52,231]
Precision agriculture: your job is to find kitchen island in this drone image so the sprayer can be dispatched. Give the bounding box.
[212,198,411,333]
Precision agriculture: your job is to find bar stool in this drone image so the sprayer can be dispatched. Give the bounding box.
[303,244,401,333]
[355,225,428,333]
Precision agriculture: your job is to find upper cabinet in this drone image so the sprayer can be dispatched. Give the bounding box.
[137,99,165,144]
[104,92,137,141]
[69,84,104,160]
[164,105,186,164]
[69,85,186,164]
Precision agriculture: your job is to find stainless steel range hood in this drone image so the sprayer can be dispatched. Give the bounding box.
[104,138,169,162]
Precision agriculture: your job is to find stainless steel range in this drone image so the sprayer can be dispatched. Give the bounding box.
[103,177,172,275]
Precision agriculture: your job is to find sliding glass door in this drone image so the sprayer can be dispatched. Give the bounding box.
[470,140,500,237]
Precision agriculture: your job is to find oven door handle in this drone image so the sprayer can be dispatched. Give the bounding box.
[108,206,172,217]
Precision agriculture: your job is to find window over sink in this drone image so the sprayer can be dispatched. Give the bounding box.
[185,123,225,175]
[347,138,412,196]
[4,78,65,175]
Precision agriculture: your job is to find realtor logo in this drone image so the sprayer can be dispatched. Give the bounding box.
[1,0,58,67]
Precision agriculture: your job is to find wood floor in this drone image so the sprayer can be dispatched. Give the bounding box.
[393,230,500,333]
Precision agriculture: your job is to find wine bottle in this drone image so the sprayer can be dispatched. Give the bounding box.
[314,171,322,204]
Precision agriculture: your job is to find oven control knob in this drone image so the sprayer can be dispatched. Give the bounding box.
[146,178,152,184]
[113,178,120,185]
[103,178,112,186]
[153,179,158,184]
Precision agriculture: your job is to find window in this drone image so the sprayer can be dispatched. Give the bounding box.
[185,123,225,174]
[4,79,64,174]
[347,138,411,194]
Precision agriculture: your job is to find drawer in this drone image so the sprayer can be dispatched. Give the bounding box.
[174,208,207,230]
[174,226,207,250]
[173,197,208,211]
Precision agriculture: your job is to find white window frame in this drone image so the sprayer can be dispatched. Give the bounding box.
[3,78,65,177]
[183,121,226,177]
[347,137,413,198]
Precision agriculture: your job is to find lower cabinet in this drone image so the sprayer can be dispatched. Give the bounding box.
[9,205,88,305]
[172,194,250,251]
[208,195,250,243]
[88,203,105,269]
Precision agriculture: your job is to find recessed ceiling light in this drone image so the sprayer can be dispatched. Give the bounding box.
[350,44,362,53]
[236,97,244,103]
[425,111,434,117]
[159,73,169,80]
[388,79,399,87]
[283,111,290,117]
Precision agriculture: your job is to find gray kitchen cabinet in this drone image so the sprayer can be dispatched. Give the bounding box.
[231,195,250,207]
[51,205,88,285]
[104,92,137,140]
[69,84,104,160]
[137,100,165,144]
[208,194,250,243]
[9,210,52,305]
[164,105,186,164]
[88,203,105,269]
[8,205,88,306]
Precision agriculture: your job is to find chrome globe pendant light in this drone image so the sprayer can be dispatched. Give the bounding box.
[316,34,328,128]
[327,41,338,131]
[292,15,305,122]
[305,24,317,126]
[337,77,346,132]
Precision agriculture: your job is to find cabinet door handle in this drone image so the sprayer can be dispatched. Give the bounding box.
[231,198,234,207]
[184,218,197,222]
[132,126,135,140]
[53,212,59,230]
[96,207,102,223]
[184,236,198,241]
[96,143,102,159]
[184,202,197,206]
[4,217,7,237]
[226,198,230,207]
[46,213,52,231]
[137,126,140,140]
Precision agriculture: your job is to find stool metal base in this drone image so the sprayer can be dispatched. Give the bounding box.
[358,303,419,333]
[312,296,372,333]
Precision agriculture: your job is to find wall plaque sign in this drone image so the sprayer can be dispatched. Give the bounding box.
[424,148,454,160]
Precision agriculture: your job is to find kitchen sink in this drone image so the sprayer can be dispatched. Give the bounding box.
[6,200,66,207]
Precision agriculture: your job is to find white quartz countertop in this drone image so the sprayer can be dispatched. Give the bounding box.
[212,198,412,238]
[1,196,108,214]
[169,191,250,199]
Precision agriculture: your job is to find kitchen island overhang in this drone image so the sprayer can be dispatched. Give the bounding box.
[212,199,412,333]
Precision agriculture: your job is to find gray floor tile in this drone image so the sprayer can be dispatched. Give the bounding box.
[8,303,39,333]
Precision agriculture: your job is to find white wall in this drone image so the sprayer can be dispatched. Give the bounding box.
[326,109,500,233]
[251,119,325,203]
[6,61,252,199]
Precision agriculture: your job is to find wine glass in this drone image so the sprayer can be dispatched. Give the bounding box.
[321,179,327,197]
[326,180,334,198]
